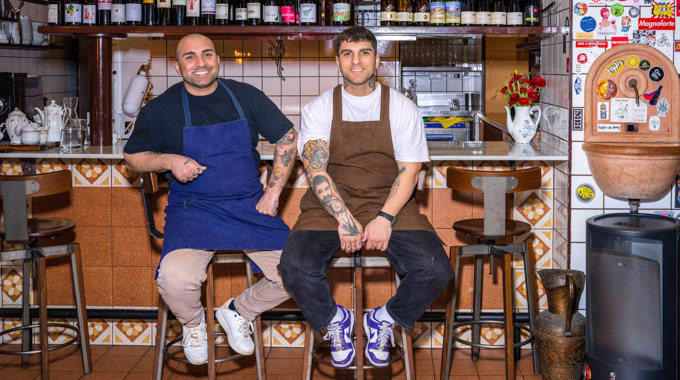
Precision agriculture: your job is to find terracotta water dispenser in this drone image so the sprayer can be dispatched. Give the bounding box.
[583,44,680,211]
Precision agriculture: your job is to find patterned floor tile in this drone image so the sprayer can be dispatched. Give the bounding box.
[112,160,141,187]
[1,159,23,175]
[88,319,113,345]
[514,190,553,229]
[1,266,23,306]
[2,318,22,343]
[36,158,70,173]
[513,269,547,311]
[512,230,552,269]
[479,324,505,347]
[113,319,153,345]
[271,320,306,347]
[411,321,432,348]
[72,159,112,187]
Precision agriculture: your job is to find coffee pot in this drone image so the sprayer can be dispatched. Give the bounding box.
[35,100,70,143]
[1,108,29,145]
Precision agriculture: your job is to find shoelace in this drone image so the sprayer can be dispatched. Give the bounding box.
[235,314,255,338]
[376,322,395,351]
[323,323,344,351]
[183,327,206,347]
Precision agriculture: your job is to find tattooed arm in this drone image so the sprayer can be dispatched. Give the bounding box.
[124,152,207,184]
[302,139,363,253]
[362,161,421,251]
[256,127,298,216]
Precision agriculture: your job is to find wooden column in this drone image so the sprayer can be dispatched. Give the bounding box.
[89,35,112,146]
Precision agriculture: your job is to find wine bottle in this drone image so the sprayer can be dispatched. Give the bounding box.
[234,0,247,24]
[281,0,296,24]
[475,0,490,25]
[460,0,474,24]
[172,0,186,24]
[523,0,540,25]
[299,0,317,24]
[247,0,262,24]
[186,0,200,24]
[380,0,396,25]
[126,0,143,24]
[263,0,280,24]
[215,0,229,24]
[157,0,171,24]
[112,0,126,24]
[332,0,351,26]
[83,0,97,24]
[98,0,111,24]
[48,0,63,24]
[429,0,445,25]
[505,0,521,25]
[412,0,428,25]
[445,0,460,25]
[490,0,505,25]
[396,0,412,25]
[64,0,83,24]
[142,0,154,24]
[201,0,216,24]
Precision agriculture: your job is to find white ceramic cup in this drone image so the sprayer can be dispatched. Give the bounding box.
[31,22,44,45]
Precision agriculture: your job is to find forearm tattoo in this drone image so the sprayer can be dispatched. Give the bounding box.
[269,128,297,189]
[340,215,360,236]
[387,166,406,199]
[311,174,346,216]
[302,139,329,174]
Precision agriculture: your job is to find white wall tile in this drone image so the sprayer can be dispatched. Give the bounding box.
[262,77,281,96]
[301,78,319,96]
[281,96,300,115]
[243,59,262,77]
[281,59,300,77]
[571,142,591,175]
[222,59,243,77]
[570,243,586,309]
[571,176,604,209]
[149,57,167,77]
[604,189,672,210]
[243,77,262,91]
[282,77,301,96]
[320,77,338,94]
[570,209,604,242]
[319,59,339,77]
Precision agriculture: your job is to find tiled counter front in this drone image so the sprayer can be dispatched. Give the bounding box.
[0,156,559,351]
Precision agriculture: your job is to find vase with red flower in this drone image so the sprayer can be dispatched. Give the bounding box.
[495,72,546,144]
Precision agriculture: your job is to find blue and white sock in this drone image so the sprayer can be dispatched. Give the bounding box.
[375,306,395,324]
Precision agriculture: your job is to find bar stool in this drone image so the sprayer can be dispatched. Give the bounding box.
[440,167,542,380]
[301,250,416,380]
[139,172,266,380]
[0,170,92,380]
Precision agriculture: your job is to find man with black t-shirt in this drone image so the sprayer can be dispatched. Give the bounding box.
[124,34,297,365]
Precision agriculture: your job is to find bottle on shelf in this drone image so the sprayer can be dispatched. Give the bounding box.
[83,0,97,24]
[299,0,317,24]
[505,0,522,25]
[126,0,143,24]
[460,0,475,25]
[186,0,200,24]
[475,0,490,25]
[429,0,445,25]
[112,0,126,24]
[201,0,216,24]
[157,0,171,24]
[412,0,429,25]
[380,0,396,25]
[234,0,248,24]
[64,0,83,25]
[331,0,351,26]
[48,0,63,25]
[173,0,186,24]
[215,0,229,24]
[247,0,262,24]
[98,0,112,24]
[281,0,296,24]
[263,0,280,25]
[490,0,505,25]
[142,0,155,24]
[445,0,461,25]
[397,0,412,25]
[523,0,540,25]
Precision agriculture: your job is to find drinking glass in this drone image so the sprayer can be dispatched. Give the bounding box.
[63,97,79,120]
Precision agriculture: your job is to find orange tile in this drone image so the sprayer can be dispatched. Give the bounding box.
[328,267,352,308]
[46,259,75,306]
[105,345,150,356]
[112,227,153,266]
[212,265,233,307]
[432,189,474,229]
[75,226,113,267]
[112,267,154,307]
[278,188,305,228]
[265,357,304,374]
[363,267,392,309]
[31,192,72,219]
[152,188,169,231]
[72,187,112,227]
[112,187,148,227]
[417,188,433,224]
[83,266,113,306]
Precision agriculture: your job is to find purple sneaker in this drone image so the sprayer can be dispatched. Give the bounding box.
[363,307,394,368]
[323,305,355,369]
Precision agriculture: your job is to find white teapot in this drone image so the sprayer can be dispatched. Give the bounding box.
[2,108,30,145]
[19,123,41,145]
[35,100,70,143]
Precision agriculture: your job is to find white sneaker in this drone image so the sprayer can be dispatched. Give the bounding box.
[182,316,208,365]
[215,298,255,356]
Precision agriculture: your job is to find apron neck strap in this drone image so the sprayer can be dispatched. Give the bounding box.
[181,79,246,127]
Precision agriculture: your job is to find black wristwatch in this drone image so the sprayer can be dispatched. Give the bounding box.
[377,211,396,227]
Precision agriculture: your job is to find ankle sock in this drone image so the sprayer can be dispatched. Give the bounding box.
[330,305,344,324]
[375,306,395,324]
[228,300,239,314]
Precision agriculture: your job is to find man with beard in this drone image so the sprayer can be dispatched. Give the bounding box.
[278,27,452,369]
[124,34,296,365]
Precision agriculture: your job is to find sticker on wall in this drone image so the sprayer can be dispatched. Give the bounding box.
[573,108,584,131]
[611,98,648,122]
[633,30,657,45]
[649,115,661,130]
[611,36,629,47]
[626,55,640,67]
[644,85,663,105]
[574,77,583,95]
[649,66,665,81]
[620,16,632,32]
[575,2,588,14]
[657,97,669,116]
[674,176,680,208]
[651,1,674,18]
[597,123,622,132]
[638,17,675,29]
[629,6,640,17]
[586,364,592,380]
[577,53,588,65]
[573,41,608,74]
[580,16,597,32]
[596,79,618,99]
[611,3,624,16]
[577,184,596,202]
[675,41,680,51]
[596,8,617,37]
[606,59,625,74]
[598,102,610,120]
[640,60,651,70]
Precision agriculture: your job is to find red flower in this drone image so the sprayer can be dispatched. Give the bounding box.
[529,85,535,92]
[520,87,528,93]
[501,86,508,94]
[522,78,532,84]
[513,74,522,81]
[528,92,539,101]
[510,93,520,101]
[518,98,530,106]
[533,77,546,87]
[509,99,516,105]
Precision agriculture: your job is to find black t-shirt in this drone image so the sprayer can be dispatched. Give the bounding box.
[124,78,293,166]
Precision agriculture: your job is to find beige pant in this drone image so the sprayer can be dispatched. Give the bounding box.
[157,249,290,326]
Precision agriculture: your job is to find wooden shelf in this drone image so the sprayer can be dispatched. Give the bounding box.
[0,43,61,50]
[38,25,556,40]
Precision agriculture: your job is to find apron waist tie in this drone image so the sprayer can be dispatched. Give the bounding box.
[183,197,197,209]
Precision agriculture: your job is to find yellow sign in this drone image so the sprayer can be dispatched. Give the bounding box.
[652,1,674,18]
[606,59,625,75]
[575,32,594,39]
[626,55,640,68]
[577,185,595,201]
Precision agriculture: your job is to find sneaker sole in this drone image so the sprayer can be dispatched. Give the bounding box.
[184,352,208,365]
[215,308,255,356]
[332,309,356,369]
[363,312,390,368]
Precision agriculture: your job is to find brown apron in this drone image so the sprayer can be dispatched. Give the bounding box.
[292,84,434,233]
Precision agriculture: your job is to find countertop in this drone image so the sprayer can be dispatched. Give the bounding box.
[0,140,568,161]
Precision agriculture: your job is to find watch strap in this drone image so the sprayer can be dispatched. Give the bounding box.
[377,211,396,226]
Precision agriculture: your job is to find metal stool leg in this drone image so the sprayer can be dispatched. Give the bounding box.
[353,252,364,380]
[206,260,216,380]
[36,254,49,380]
[502,254,515,380]
[302,321,314,380]
[152,296,168,380]
[245,259,266,380]
[522,243,540,374]
[70,243,92,373]
[21,257,31,368]
[441,246,461,380]
[471,254,484,362]
[394,272,415,380]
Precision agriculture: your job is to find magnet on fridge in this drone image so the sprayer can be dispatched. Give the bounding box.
[597,79,618,100]
[649,66,665,82]
[649,115,661,131]
[639,60,651,70]
[626,55,639,68]
[644,85,662,105]
[657,97,669,116]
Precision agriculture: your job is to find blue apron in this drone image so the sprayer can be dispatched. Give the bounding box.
[159,80,290,273]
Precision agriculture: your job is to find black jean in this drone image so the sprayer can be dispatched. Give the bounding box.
[278,230,453,332]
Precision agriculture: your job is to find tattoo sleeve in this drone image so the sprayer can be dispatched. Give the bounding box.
[267,127,298,192]
[387,166,406,200]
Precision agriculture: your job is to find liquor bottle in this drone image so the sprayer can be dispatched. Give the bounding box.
[234,0,248,24]
[186,0,200,24]
[172,0,186,25]
[412,0,428,25]
[396,0,412,25]
[126,0,143,24]
[83,0,97,24]
[247,0,262,24]
[332,0,351,26]
[475,0,490,25]
[299,0,317,24]
[215,0,229,24]
[263,0,280,24]
[156,0,171,24]
[445,0,460,25]
[505,0,521,25]
[523,0,540,25]
[48,0,62,25]
[142,0,154,24]
[201,0,216,24]
[112,0,126,24]
[429,0,445,25]
[380,0,396,25]
[460,0,474,24]
[281,0,296,24]
[98,0,112,24]
[490,0,505,25]
[64,0,83,25]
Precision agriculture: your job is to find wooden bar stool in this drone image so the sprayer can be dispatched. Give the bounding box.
[139,172,266,380]
[0,170,92,380]
[440,167,541,380]
[301,251,416,380]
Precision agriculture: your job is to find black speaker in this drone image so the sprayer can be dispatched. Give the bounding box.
[585,213,679,380]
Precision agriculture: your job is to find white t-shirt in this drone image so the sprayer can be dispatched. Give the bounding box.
[298,84,430,162]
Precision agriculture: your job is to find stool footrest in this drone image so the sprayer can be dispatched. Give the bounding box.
[451,320,533,349]
[311,339,404,369]
[163,333,244,364]
[0,323,80,355]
